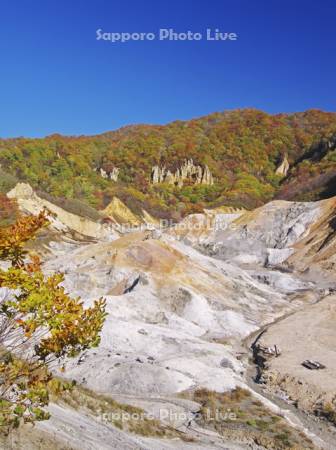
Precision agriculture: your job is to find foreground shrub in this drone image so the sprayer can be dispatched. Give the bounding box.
[0,211,106,431]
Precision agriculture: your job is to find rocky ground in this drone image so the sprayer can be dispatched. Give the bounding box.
[255,295,336,415]
[2,185,336,449]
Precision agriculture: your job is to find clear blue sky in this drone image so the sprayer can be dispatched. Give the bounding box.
[0,0,335,137]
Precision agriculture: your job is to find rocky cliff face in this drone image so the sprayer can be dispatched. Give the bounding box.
[7,183,118,241]
[7,183,159,238]
[275,154,289,176]
[170,196,336,292]
[151,159,214,187]
[102,196,141,226]
[172,198,325,267]
[95,166,119,181]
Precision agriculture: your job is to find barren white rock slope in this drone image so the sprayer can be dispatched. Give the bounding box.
[4,191,336,449]
[44,232,292,395]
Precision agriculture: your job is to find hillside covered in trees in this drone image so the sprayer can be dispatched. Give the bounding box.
[276,132,336,201]
[1,108,336,219]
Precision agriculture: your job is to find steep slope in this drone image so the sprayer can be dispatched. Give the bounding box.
[286,196,336,276]
[167,197,336,446]
[2,196,335,449]
[5,183,158,241]
[7,183,118,240]
[169,195,336,287]
[102,196,143,226]
[277,132,336,201]
[1,109,336,217]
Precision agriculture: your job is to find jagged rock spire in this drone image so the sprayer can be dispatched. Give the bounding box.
[151,159,214,186]
[275,154,289,176]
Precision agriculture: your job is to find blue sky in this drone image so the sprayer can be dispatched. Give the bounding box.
[0,0,335,137]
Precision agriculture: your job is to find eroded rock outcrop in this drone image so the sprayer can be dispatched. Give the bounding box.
[170,198,327,268]
[170,195,336,285]
[95,166,119,181]
[45,229,287,400]
[151,159,214,187]
[102,197,141,226]
[7,183,118,240]
[275,154,289,176]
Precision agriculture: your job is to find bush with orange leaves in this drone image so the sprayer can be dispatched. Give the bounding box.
[0,211,106,431]
[0,193,17,227]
